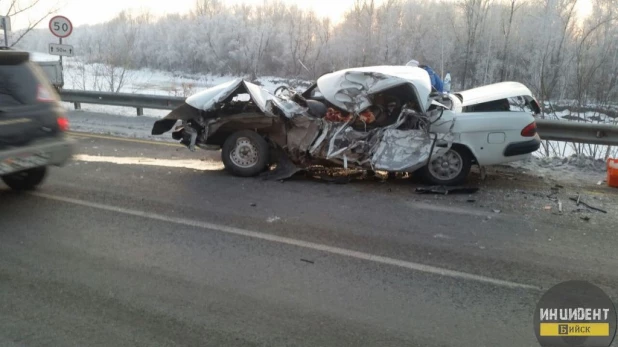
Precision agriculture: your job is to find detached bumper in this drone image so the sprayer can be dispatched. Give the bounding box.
[504,136,541,157]
[0,136,75,167]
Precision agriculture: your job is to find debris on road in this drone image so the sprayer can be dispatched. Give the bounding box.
[544,205,552,211]
[558,200,563,213]
[300,259,315,264]
[492,209,501,214]
[580,216,591,222]
[267,216,281,223]
[250,203,257,207]
[569,196,607,213]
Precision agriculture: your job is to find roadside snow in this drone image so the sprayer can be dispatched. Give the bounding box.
[507,156,607,186]
[29,51,60,62]
[53,57,311,117]
[58,57,310,97]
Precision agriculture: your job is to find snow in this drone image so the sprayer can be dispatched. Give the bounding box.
[53,57,311,118]
[507,156,608,186]
[28,51,60,62]
[59,57,309,97]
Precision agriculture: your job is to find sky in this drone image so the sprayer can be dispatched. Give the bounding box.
[4,0,594,30]
[4,0,359,30]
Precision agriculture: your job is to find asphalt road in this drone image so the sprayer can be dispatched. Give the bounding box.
[1,131,617,347]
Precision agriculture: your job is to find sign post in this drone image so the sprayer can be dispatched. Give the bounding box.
[48,16,73,67]
[1,16,11,47]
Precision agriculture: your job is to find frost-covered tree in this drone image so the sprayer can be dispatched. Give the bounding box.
[12,0,616,105]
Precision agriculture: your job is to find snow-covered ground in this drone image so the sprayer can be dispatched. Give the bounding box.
[507,156,609,186]
[29,51,60,62]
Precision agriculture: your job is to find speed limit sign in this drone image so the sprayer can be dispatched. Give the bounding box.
[49,16,73,38]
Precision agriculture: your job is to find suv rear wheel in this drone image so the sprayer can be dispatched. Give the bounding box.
[2,167,47,191]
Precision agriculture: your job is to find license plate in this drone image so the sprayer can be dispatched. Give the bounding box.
[0,152,49,175]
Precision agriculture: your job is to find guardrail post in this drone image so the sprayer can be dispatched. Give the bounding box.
[74,102,81,110]
[136,107,144,116]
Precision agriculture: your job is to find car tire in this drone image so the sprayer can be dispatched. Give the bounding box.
[221,130,270,177]
[2,167,47,191]
[420,146,472,186]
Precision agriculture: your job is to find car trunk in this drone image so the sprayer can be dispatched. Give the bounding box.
[0,52,62,148]
[454,82,541,115]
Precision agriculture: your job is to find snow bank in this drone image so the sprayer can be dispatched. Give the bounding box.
[508,155,607,185]
[29,51,59,62]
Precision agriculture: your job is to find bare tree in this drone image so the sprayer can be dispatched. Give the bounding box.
[458,0,492,89]
[499,0,525,81]
[193,0,222,18]
[1,0,61,47]
[537,0,579,105]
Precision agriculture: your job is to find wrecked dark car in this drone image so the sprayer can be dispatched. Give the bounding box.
[152,66,540,185]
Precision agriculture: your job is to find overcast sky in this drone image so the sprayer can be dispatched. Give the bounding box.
[5,0,594,30]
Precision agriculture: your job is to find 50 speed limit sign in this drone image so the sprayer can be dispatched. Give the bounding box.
[49,16,73,38]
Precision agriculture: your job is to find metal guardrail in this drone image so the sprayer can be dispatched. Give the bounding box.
[58,89,618,146]
[59,89,185,115]
[536,119,618,146]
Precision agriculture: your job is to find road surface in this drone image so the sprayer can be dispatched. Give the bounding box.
[1,130,617,347]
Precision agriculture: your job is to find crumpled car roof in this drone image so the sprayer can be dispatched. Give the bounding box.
[317,65,432,113]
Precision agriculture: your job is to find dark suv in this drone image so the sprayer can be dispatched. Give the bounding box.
[0,48,73,190]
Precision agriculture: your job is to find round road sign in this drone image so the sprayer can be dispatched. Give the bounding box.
[49,16,73,38]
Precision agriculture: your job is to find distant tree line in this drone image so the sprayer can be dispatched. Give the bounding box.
[18,0,618,106]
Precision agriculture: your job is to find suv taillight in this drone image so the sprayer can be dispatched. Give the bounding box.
[521,121,537,137]
[57,116,69,131]
[37,85,54,102]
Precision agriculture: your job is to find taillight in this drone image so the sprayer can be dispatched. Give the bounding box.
[521,121,537,137]
[57,116,69,131]
[37,85,55,102]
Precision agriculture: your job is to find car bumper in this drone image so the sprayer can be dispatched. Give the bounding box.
[0,136,75,171]
[503,136,541,157]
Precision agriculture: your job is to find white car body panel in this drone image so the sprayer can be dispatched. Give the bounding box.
[455,82,534,107]
[431,109,538,165]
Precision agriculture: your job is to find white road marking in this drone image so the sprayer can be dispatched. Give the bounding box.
[32,192,541,291]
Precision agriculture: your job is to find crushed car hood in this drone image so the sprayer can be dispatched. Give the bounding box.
[317,66,432,113]
[186,78,306,117]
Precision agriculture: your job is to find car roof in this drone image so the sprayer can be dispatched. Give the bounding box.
[0,48,31,65]
[316,65,432,112]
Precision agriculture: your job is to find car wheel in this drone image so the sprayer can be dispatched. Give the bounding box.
[221,130,270,177]
[420,146,472,186]
[2,167,47,191]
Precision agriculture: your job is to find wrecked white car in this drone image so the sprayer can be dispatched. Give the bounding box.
[151,66,541,185]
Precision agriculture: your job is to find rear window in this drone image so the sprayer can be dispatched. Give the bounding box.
[0,61,51,106]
